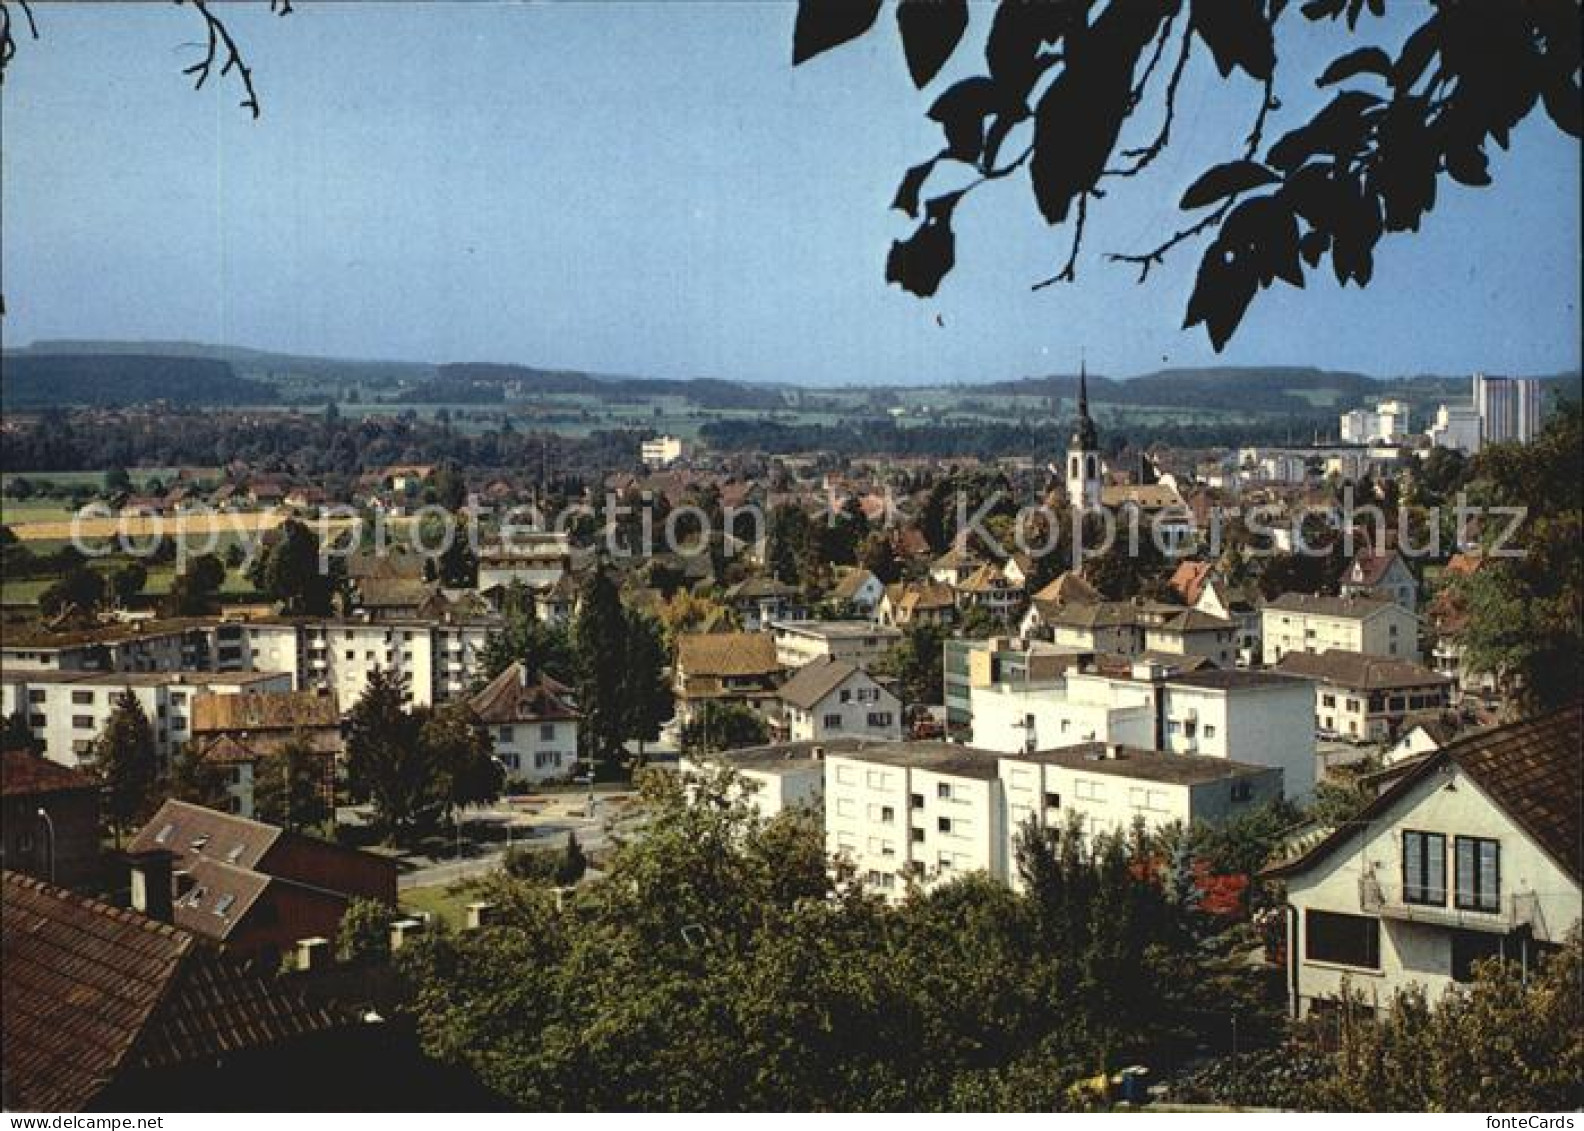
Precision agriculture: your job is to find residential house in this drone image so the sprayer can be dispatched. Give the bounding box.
[1193,577,1262,667]
[1341,548,1419,609]
[191,689,342,818]
[928,542,982,586]
[1262,705,1582,1017]
[1261,592,1420,664]
[777,657,901,743]
[126,800,398,962]
[828,567,886,615]
[476,533,572,591]
[953,561,1027,620]
[723,576,804,632]
[1276,649,1453,742]
[0,872,346,1112]
[468,663,580,783]
[1,748,100,889]
[672,632,784,724]
[876,580,957,629]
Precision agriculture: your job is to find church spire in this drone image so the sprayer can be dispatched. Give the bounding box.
[1078,355,1089,422]
[1070,354,1098,451]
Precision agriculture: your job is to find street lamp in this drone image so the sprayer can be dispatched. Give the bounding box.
[35,807,55,885]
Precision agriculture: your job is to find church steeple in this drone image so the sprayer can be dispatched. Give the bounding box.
[1065,356,1101,507]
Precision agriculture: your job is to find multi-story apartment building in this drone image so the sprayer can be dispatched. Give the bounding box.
[1339,400,1410,445]
[1032,601,1238,666]
[969,662,1318,794]
[1,619,217,674]
[679,740,826,819]
[1263,706,1580,1017]
[770,619,901,671]
[476,532,573,591]
[2,670,291,769]
[942,637,1091,735]
[1472,372,1542,445]
[822,739,1281,902]
[640,434,685,468]
[1261,593,1420,664]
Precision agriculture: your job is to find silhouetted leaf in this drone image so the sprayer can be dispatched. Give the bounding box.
[1184,237,1258,352]
[892,157,941,218]
[1543,77,1582,137]
[1299,228,1330,267]
[1445,146,1491,186]
[1180,160,1280,210]
[985,0,1082,100]
[792,0,884,65]
[928,76,1000,162]
[897,0,970,89]
[886,198,958,297]
[1191,0,1275,81]
[1317,46,1391,86]
[1391,18,1440,91]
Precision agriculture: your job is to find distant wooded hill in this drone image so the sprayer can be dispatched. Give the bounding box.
[434,363,787,410]
[2,353,277,408]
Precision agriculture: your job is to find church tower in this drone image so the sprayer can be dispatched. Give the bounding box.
[1065,360,1102,508]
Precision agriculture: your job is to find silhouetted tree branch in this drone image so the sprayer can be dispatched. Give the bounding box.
[794,0,1581,352]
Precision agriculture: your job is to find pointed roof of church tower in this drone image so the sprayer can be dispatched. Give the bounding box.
[1071,360,1098,450]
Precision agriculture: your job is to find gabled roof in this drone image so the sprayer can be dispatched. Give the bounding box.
[725,576,800,602]
[1031,570,1101,607]
[956,562,1022,594]
[1,871,339,1111]
[779,656,869,710]
[1,749,97,798]
[1275,649,1450,691]
[830,567,879,602]
[468,662,579,724]
[1347,548,1410,587]
[128,799,283,872]
[1264,592,1403,619]
[1167,560,1215,606]
[1263,704,1583,883]
[676,632,782,678]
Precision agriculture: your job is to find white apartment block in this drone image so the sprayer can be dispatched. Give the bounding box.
[1472,373,1541,445]
[971,664,1317,795]
[770,620,901,671]
[821,739,1281,902]
[679,742,826,820]
[1275,649,1453,743]
[1340,401,1410,445]
[1265,708,1580,1018]
[1426,402,1482,454]
[1261,593,1419,665]
[476,532,573,591]
[2,670,291,769]
[640,434,685,468]
[825,743,1005,901]
[998,744,1282,887]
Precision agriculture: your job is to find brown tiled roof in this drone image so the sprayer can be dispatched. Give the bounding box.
[192,690,340,734]
[676,632,781,678]
[1275,649,1450,691]
[468,663,579,724]
[1167,560,1215,606]
[1264,704,1583,883]
[956,562,1022,594]
[0,749,97,798]
[725,576,800,602]
[128,799,282,872]
[830,568,878,602]
[1,871,340,1111]
[1265,592,1402,619]
[169,856,275,941]
[346,552,427,581]
[779,656,864,711]
[1032,570,1100,606]
[355,577,433,608]
[1347,549,1407,588]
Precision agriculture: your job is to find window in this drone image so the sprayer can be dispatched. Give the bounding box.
[839,689,852,703]
[1455,836,1501,912]
[535,751,561,768]
[1305,909,1381,969]
[213,893,237,916]
[27,690,45,703]
[910,793,924,810]
[1203,725,1216,738]
[1402,830,1446,905]
[1451,929,1508,983]
[880,806,895,824]
[71,690,94,705]
[937,817,952,834]
[72,716,94,730]
[1230,781,1253,803]
[937,782,952,800]
[823,713,843,729]
[867,712,893,727]
[910,827,924,843]
[499,726,515,742]
[1075,779,1106,802]
[1043,791,1060,810]
[540,723,556,740]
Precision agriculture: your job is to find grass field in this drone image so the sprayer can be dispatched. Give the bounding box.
[2,510,366,543]
[400,880,491,930]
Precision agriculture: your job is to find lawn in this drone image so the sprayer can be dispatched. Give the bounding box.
[400,879,491,930]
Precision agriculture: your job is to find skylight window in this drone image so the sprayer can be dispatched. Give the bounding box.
[190,835,210,851]
[226,844,245,863]
[154,823,174,844]
[213,893,236,916]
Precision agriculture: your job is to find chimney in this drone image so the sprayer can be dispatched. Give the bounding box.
[388,917,425,951]
[128,850,175,923]
[296,936,331,972]
[1105,742,1124,760]
[465,901,496,931]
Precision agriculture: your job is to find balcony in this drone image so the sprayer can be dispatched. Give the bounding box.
[1359,873,1545,934]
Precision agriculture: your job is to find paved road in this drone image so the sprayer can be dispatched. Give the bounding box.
[334,790,643,890]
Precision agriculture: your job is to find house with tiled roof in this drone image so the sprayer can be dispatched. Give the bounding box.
[828,567,885,615]
[125,800,396,962]
[876,580,957,630]
[1,870,345,1111]
[1262,704,1582,1017]
[776,656,900,743]
[673,632,784,723]
[468,663,579,783]
[722,576,804,632]
[1,748,99,889]
[1340,547,1419,609]
[953,561,1026,620]
[1276,648,1453,742]
[192,689,341,818]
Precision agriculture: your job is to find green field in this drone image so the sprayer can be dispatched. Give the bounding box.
[400,880,490,930]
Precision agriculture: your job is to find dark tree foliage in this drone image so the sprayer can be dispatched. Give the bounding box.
[571,564,631,773]
[794,0,1580,351]
[679,701,771,756]
[91,689,159,843]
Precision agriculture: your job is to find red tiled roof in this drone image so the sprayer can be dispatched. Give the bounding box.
[468,663,579,724]
[1,871,340,1111]
[0,749,97,798]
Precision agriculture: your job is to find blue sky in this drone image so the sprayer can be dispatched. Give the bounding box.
[2,1,1578,384]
